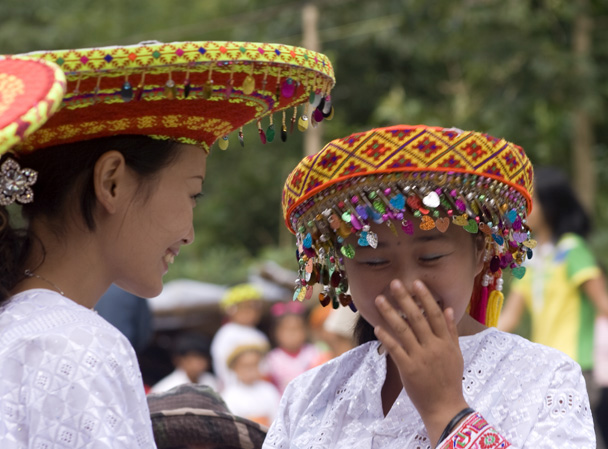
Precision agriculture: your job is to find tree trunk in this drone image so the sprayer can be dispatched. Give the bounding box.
[572,0,595,213]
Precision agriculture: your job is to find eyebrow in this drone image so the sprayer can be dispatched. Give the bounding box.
[190,175,206,184]
[412,234,447,243]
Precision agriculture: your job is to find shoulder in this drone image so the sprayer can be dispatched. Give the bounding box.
[283,342,378,396]
[465,328,584,379]
[0,290,137,374]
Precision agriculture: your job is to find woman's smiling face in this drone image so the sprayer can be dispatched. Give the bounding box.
[343,221,485,339]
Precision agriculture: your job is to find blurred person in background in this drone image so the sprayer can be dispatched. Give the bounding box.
[266,301,324,394]
[96,284,153,354]
[307,303,334,364]
[150,332,217,393]
[322,305,358,358]
[499,166,608,447]
[211,283,270,390]
[221,344,280,427]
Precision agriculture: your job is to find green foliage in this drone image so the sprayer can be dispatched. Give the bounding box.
[2,0,608,280]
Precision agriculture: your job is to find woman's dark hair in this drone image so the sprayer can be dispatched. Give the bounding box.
[0,135,183,305]
[354,315,377,345]
[534,166,591,241]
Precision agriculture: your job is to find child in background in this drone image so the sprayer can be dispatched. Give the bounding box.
[150,332,217,393]
[263,125,595,448]
[211,284,270,390]
[266,301,324,394]
[499,166,608,447]
[322,305,358,358]
[222,344,281,427]
[307,304,334,364]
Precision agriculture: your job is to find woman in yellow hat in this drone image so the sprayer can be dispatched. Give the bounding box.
[0,41,335,447]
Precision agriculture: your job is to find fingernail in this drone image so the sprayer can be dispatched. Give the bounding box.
[391,279,404,290]
[445,307,454,320]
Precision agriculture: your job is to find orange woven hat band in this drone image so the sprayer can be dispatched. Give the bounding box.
[282,125,535,310]
[283,125,533,230]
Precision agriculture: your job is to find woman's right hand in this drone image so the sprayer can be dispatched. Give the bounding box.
[373,279,470,446]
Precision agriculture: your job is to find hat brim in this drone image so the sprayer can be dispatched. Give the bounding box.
[150,406,268,449]
[15,41,335,153]
[0,56,66,155]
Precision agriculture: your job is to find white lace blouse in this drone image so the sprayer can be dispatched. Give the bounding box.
[0,289,156,449]
[263,327,595,449]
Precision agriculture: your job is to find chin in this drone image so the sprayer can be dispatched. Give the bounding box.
[115,279,163,299]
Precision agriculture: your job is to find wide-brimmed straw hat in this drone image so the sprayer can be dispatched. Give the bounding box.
[147,383,267,449]
[11,40,336,153]
[282,124,535,327]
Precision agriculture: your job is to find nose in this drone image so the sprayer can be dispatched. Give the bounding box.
[182,223,195,246]
[388,266,419,299]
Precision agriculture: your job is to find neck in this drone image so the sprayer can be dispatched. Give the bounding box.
[381,354,403,416]
[12,223,111,309]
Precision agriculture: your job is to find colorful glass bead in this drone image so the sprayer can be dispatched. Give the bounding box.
[242,75,255,95]
[225,79,234,99]
[297,115,309,132]
[202,82,213,99]
[390,193,405,210]
[313,108,324,123]
[266,124,275,143]
[120,81,133,102]
[183,79,191,98]
[366,231,378,248]
[282,78,296,98]
[164,79,177,99]
[422,191,440,208]
[218,136,229,150]
[340,244,355,259]
[358,232,369,246]
[257,127,267,144]
[281,124,288,142]
[319,292,331,307]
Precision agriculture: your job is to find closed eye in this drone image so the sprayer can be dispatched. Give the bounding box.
[359,259,389,267]
[419,254,444,262]
[192,192,205,203]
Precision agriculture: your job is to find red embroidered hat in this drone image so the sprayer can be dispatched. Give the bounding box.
[13,40,336,153]
[0,56,66,155]
[281,125,535,327]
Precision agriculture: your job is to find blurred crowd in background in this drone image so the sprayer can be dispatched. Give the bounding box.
[97,278,358,427]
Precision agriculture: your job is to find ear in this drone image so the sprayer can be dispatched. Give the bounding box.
[93,151,128,214]
[474,233,487,276]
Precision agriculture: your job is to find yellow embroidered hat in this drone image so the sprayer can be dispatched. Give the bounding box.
[13,40,336,153]
[220,283,264,310]
[282,125,535,327]
[0,56,66,155]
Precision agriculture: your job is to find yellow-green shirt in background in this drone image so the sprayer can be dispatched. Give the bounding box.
[510,233,600,370]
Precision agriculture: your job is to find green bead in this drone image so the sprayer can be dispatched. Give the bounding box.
[340,244,355,259]
[266,124,275,142]
[373,199,385,214]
